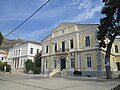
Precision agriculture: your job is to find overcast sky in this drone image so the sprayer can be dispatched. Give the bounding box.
[0,0,103,42]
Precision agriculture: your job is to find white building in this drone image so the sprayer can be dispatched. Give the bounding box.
[8,41,42,69]
[0,49,8,62]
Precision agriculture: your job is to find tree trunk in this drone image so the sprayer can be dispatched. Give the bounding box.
[105,43,112,79]
[105,35,117,79]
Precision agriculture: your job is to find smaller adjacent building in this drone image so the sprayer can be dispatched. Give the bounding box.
[0,49,8,62]
[8,41,42,69]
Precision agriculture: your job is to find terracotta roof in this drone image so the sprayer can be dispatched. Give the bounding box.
[0,52,7,55]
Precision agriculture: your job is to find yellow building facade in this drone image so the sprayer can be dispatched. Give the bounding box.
[41,22,120,77]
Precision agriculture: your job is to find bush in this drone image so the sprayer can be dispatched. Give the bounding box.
[0,62,11,72]
[32,65,41,74]
[0,63,4,71]
[24,59,34,73]
[6,64,11,72]
[73,71,82,77]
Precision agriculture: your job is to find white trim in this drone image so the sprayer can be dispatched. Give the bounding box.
[76,33,80,49]
[42,26,97,43]
[77,52,80,71]
[74,25,78,31]
[59,31,60,36]
[66,28,68,34]
[52,33,54,38]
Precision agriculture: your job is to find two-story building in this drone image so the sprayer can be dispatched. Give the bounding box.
[0,49,8,62]
[41,22,120,77]
[8,41,42,69]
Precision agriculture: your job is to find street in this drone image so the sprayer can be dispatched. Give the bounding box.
[0,72,120,90]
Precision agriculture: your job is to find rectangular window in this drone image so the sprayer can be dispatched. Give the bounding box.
[87,57,92,68]
[30,48,33,54]
[24,59,26,65]
[54,60,57,68]
[46,46,48,53]
[19,49,20,55]
[62,41,65,52]
[85,36,90,47]
[61,30,65,35]
[2,57,4,60]
[116,62,120,71]
[14,50,15,56]
[55,43,57,52]
[115,45,119,53]
[46,61,48,69]
[16,50,18,56]
[70,39,74,49]
[71,59,74,68]
[37,49,39,54]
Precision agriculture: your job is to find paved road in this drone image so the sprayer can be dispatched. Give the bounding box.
[0,72,120,90]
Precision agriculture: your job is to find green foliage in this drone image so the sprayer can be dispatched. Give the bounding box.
[97,0,120,48]
[0,62,4,71]
[34,52,42,68]
[6,64,11,72]
[0,32,4,46]
[97,0,120,79]
[24,59,34,73]
[24,55,42,74]
[0,62,11,72]
[32,65,41,74]
[33,52,42,74]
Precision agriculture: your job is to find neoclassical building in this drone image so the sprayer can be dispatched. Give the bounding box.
[8,41,42,69]
[41,22,120,77]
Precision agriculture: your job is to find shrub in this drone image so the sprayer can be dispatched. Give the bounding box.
[32,65,41,74]
[6,64,11,72]
[0,62,11,72]
[0,62,4,71]
[34,52,42,68]
[24,59,34,73]
[73,71,82,77]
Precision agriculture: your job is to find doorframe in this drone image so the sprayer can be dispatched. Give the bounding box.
[60,59,66,71]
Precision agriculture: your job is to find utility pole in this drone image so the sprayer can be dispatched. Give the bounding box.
[43,58,45,75]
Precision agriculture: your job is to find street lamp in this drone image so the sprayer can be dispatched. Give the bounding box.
[43,58,45,75]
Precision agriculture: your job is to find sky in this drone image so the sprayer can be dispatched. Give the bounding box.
[0,0,104,42]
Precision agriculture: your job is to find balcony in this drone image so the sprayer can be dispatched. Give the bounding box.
[54,48,69,55]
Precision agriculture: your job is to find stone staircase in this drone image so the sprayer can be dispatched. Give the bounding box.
[51,69,68,78]
[49,69,60,77]
[52,72,61,78]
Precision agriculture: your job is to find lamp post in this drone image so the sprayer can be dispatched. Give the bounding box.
[43,58,45,75]
[74,52,75,72]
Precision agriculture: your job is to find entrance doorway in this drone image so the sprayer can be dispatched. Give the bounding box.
[116,62,120,71]
[60,59,66,71]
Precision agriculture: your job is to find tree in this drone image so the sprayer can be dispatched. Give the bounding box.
[34,52,42,68]
[0,32,4,46]
[97,0,120,79]
[24,59,34,73]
